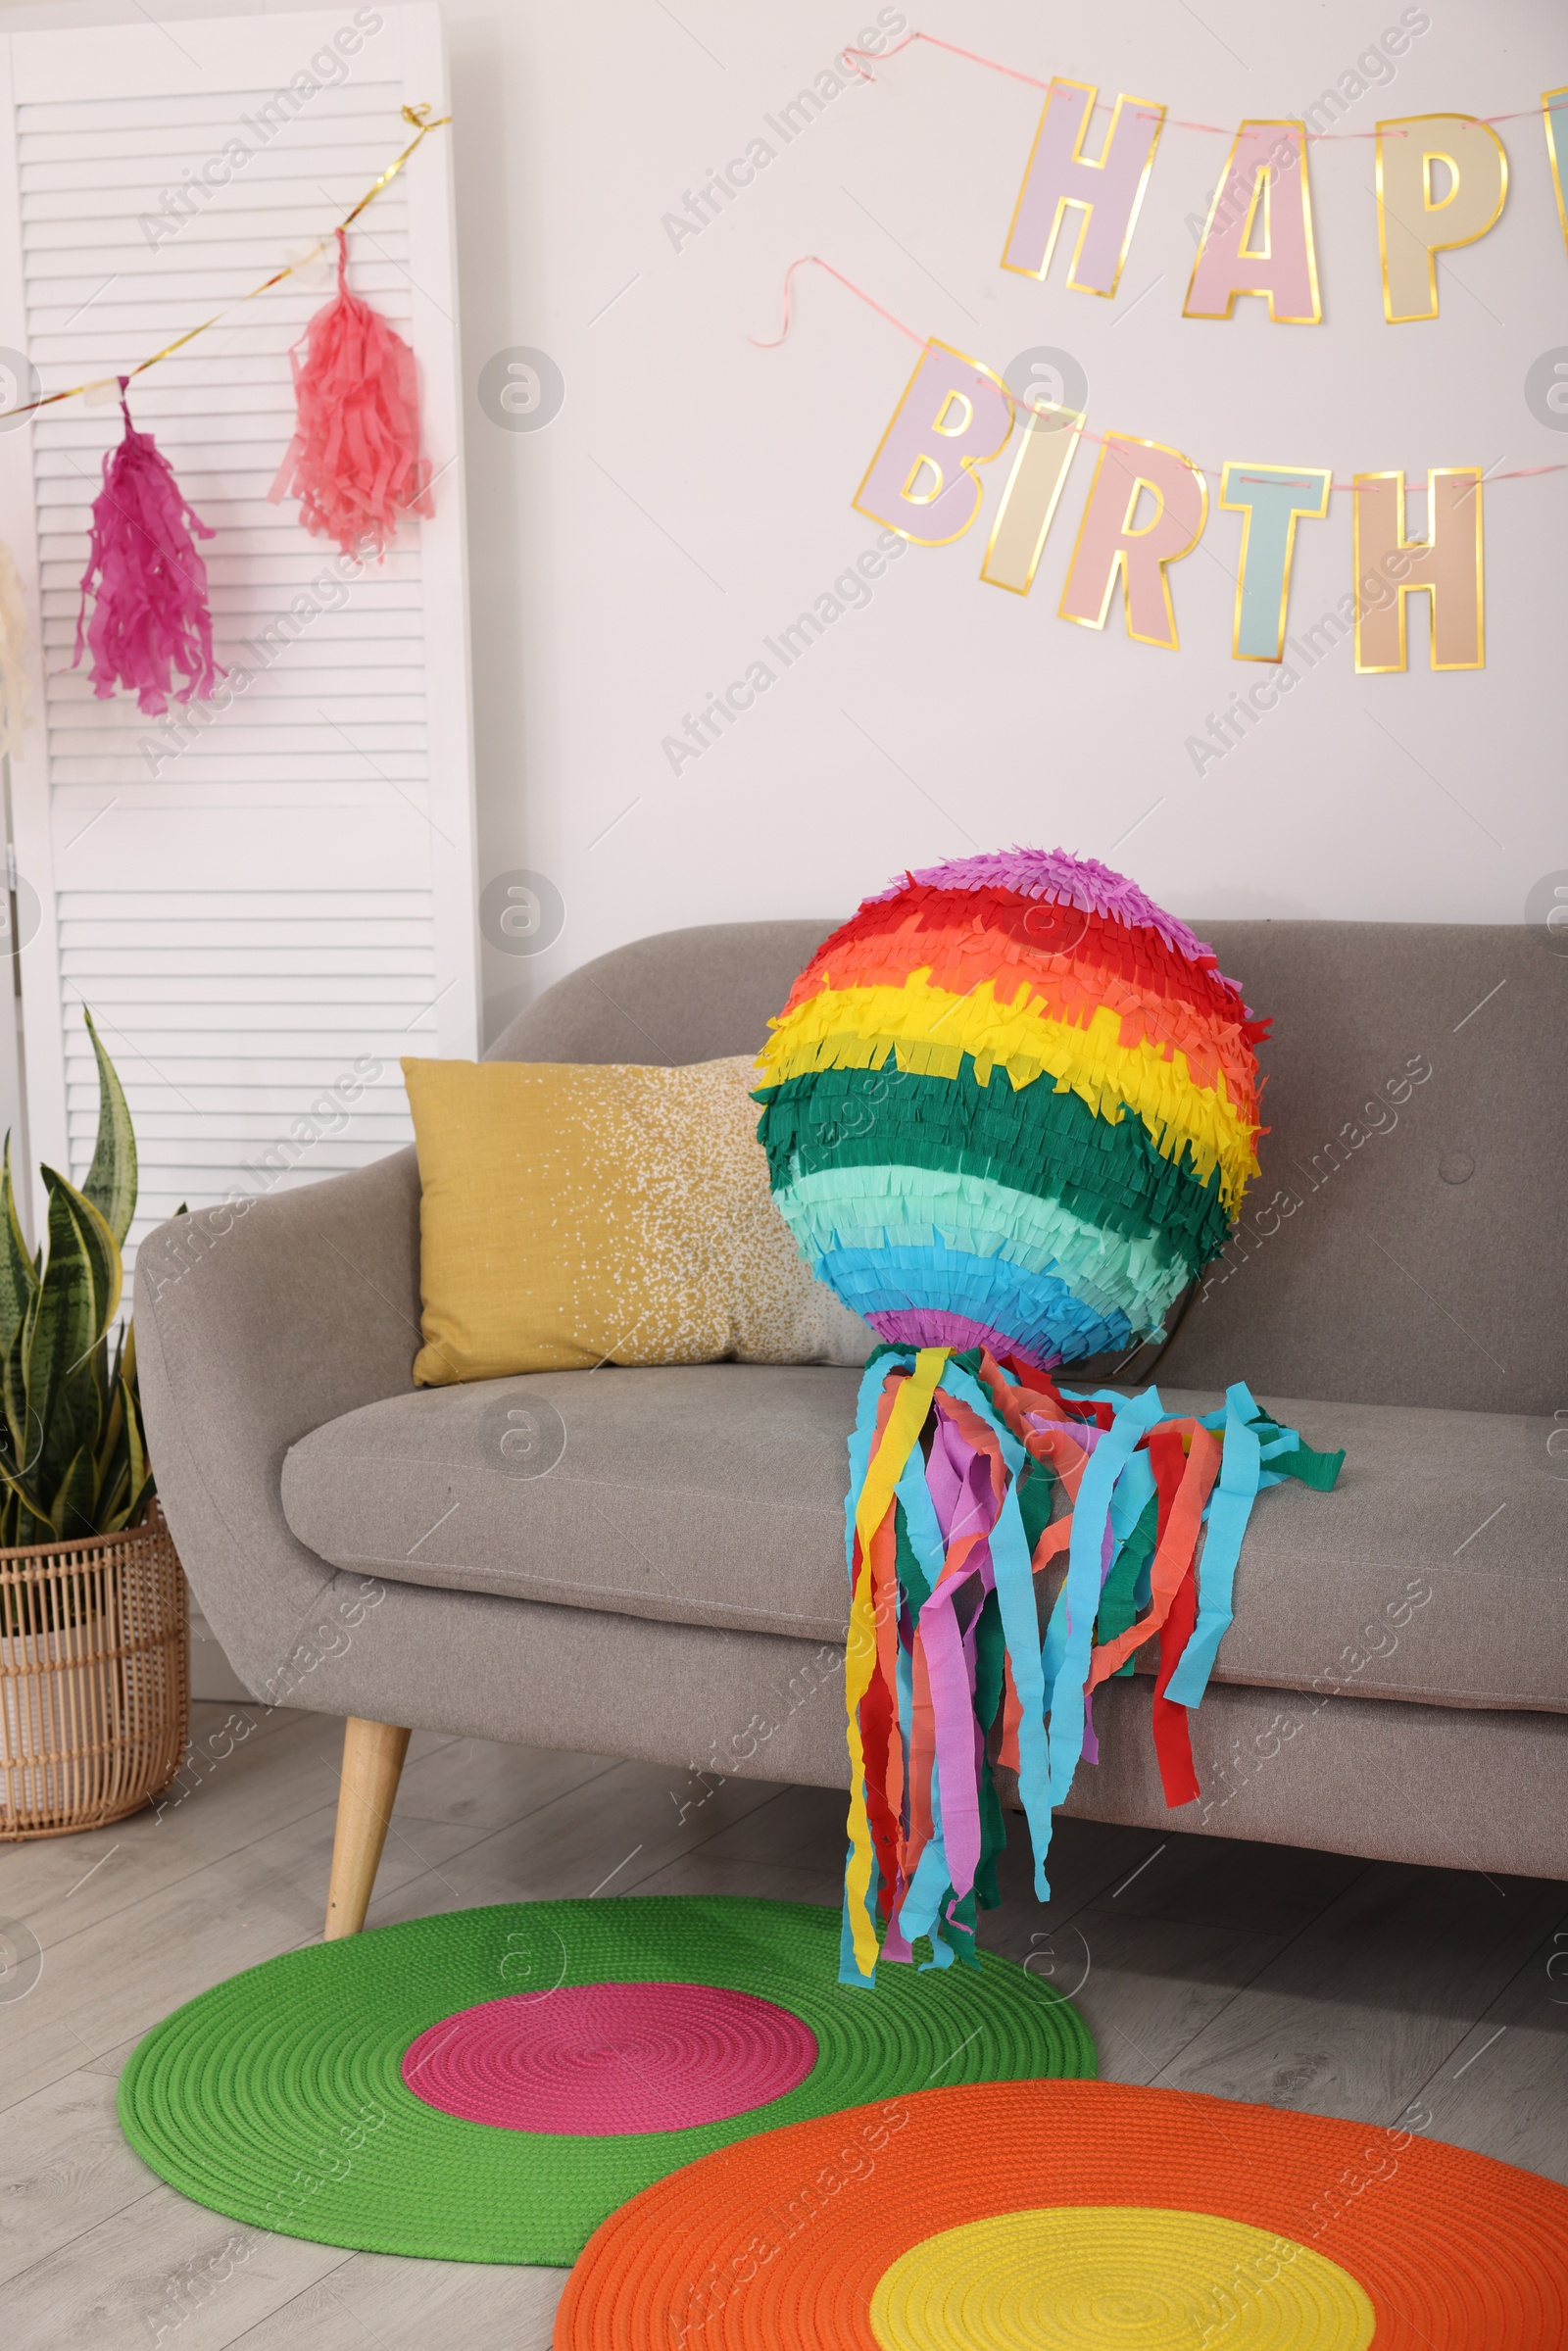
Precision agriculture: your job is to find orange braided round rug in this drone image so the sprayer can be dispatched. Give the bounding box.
[554,2079,1568,2349]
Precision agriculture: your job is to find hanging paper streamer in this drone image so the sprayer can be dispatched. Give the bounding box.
[752,849,1345,1984]
[0,539,30,756]
[270,227,433,560]
[73,381,220,717]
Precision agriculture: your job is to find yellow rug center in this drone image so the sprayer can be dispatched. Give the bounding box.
[868,2205,1376,2349]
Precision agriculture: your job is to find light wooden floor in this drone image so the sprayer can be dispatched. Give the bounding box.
[3,1699,1566,2350]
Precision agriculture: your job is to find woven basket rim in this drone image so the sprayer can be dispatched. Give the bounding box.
[0,1497,169,1571]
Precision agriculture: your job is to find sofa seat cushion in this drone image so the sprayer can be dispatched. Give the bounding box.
[280,1369,1568,1714]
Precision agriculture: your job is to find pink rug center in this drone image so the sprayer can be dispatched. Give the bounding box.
[400,1981,818,2135]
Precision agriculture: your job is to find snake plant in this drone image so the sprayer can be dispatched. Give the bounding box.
[0,1009,154,1551]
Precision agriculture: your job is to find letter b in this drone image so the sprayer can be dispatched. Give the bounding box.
[854,341,1014,547]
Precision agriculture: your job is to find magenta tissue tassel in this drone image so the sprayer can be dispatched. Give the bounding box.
[73,380,220,717]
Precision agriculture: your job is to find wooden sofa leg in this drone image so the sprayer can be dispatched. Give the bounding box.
[324,1717,411,1940]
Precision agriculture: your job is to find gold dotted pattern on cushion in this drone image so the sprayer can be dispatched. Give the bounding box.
[868,2206,1375,2351]
[403,1053,869,1382]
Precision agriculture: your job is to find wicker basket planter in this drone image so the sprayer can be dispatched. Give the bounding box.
[0,1505,189,1840]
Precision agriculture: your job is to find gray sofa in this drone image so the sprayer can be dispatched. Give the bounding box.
[137,918,1568,1933]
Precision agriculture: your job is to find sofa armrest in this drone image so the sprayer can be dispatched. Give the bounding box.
[135,1148,422,1700]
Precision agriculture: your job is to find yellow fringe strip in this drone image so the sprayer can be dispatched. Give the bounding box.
[758,976,1260,1211]
[799,914,1262,1111]
[844,1348,946,1981]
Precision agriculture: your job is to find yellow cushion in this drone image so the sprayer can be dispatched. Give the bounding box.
[402,1053,871,1387]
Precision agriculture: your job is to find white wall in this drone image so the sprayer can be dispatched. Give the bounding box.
[5,0,1565,1048]
[445,0,1566,1039]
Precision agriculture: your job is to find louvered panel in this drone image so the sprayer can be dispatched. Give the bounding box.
[59,883,433,1263]
[0,6,476,1277]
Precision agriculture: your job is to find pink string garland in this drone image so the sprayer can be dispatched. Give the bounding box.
[840,27,1545,139]
[751,256,1568,493]
[749,254,923,350]
[270,226,432,561]
[72,378,220,717]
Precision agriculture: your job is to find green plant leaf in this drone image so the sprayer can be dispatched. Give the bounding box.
[95,1379,125,1512]
[49,1442,98,1543]
[119,1325,153,1527]
[23,1170,119,1511]
[122,1338,148,1495]
[1,1316,32,1502]
[0,1136,38,1363]
[0,1376,56,1551]
[0,1022,155,1558]
[81,1007,137,1249]
[59,1171,122,1341]
[101,1470,154,1537]
[97,1371,153,1533]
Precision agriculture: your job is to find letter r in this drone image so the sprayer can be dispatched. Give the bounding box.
[1059,433,1207,648]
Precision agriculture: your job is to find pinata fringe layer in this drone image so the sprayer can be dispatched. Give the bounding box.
[760,981,1259,1210]
[782,883,1261,1035]
[863,850,1229,969]
[774,1164,1196,1330]
[839,1344,1344,1987]
[757,1062,1234,1275]
[775,894,1268,1104]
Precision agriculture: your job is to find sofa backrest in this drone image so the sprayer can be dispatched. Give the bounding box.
[490,919,1565,1418]
[489,920,838,1069]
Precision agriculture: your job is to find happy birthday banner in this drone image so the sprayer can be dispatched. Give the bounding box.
[841,31,1568,322]
[753,44,1568,676]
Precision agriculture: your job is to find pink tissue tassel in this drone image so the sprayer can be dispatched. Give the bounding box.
[270,225,432,559]
[73,379,220,716]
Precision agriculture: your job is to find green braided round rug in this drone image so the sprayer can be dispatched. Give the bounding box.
[118,1896,1095,2264]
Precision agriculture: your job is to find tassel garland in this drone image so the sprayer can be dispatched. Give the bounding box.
[270,226,432,559]
[73,381,220,717]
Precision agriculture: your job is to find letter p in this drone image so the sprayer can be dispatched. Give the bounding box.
[1377,114,1507,321]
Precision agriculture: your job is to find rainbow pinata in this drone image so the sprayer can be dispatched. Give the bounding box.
[754,847,1268,1368]
[755,850,1343,1986]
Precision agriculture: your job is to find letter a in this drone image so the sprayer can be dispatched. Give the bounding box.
[1185,122,1322,321]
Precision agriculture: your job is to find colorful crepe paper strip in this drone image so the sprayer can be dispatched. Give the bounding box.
[753,848,1345,1985]
[72,381,220,718]
[270,226,432,561]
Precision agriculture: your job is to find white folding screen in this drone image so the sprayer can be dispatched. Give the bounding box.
[0,2,475,1265]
